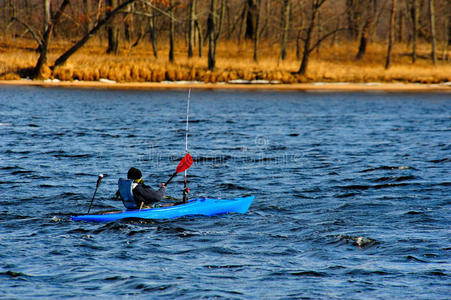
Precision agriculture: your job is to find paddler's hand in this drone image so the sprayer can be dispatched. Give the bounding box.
[160,182,166,189]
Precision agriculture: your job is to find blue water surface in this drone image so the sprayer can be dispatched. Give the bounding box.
[0,86,450,299]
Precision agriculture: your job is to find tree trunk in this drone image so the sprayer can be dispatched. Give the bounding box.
[34,0,70,78]
[297,0,324,75]
[280,0,291,61]
[34,0,51,78]
[385,0,396,69]
[207,0,217,70]
[148,3,158,58]
[188,0,197,58]
[169,0,175,62]
[107,27,119,54]
[207,0,216,70]
[106,0,119,54]
[446,15,451,61]
[296,30,301,60]
[196,19,203,58]
[429,0,437,65]
[44,0,50,33]
[207,0,224,70]
[356,19,370,60]
[397,7,404,42]
[346,0,361,40]
[244,0,258,40]
[411,0,419,63]
[253,0,261,62]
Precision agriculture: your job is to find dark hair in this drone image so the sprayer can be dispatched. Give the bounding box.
[127,167,142,180]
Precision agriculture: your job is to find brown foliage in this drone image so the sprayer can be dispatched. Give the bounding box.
[0,39,450,84]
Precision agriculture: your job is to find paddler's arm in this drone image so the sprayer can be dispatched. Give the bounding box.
[134,183,166,203]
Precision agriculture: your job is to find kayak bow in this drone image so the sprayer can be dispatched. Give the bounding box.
[71,195,254,222]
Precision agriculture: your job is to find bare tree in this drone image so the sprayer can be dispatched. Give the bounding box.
[169,0,175,62]
[252,0,261,62]
[356,0,376,60]
[13,0,70,78]
[54,0,138,68]
[148,2,158,58]
[410,0,420,63]
[196,15,204,58]
[280,0,291,61]
[207,0,225,70]
[188,0,197,58]
[346,0,363,40]
[106,0,120,54]
[385,0,396,69]
[297,0,341,76]
[447,12,451,61]
[243,0,259,40]
[429,0,437,64]
[4,0,451,82]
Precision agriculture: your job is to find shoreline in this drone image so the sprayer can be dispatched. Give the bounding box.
[1,79,451,92]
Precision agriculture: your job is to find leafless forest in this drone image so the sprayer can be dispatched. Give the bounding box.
[1,0,450,82]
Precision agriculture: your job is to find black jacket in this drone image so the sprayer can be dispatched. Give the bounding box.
[133,182,165,207]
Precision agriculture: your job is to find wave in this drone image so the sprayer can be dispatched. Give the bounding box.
[406,255,428,263]
[361,166,416,173]
[289,270,327,277]
[425,270,448,276]
[1,270,28,278]
[406,210,423,215]
[338,182,414,191]
[372,175,417,183]
[11,170,33,175]
[53,153,93,158]
[269,270,328,277]
[336,192,360,198]
[346,269,392,276]
[203,264,249,270]
[219,183,247,191]
[429,158,450,163]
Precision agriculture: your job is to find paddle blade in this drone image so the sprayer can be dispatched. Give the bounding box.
[176,153,193,173]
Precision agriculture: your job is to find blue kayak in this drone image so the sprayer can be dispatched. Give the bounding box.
[71,196,254,222]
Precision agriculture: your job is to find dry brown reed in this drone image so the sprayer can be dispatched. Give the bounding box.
[0,38,449,84]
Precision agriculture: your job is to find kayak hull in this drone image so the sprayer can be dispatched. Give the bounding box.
[71,196,254,222]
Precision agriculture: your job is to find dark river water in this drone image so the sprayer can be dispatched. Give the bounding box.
[0,86,450,299]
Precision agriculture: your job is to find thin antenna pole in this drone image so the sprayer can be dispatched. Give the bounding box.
[183,88,191,202]
[185,88,191,153]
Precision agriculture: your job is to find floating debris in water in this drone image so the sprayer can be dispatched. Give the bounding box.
[51,216,63,222]
[336,234,378,248]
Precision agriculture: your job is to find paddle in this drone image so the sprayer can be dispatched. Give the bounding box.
[87,174,104,214]
[165,153,193,186]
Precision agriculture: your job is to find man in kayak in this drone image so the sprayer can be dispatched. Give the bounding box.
[117,167,166,209]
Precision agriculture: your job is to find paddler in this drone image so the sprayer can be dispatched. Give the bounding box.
[116,167,166,209]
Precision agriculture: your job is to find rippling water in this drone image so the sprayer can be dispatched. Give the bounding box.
[1,86,450,299]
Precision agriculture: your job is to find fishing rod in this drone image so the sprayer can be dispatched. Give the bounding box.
[183,89,191,203]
